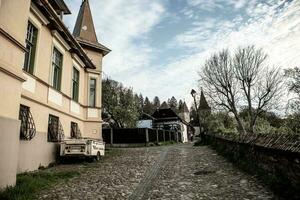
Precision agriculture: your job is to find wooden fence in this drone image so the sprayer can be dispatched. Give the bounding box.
[102,128,182,147]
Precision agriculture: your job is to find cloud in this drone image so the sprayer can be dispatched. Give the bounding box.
[65,0,166,75]
[64,0,300,108]
[157,0,299,106]
[173,0,300,66]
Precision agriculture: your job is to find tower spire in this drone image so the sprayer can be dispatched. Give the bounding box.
[73,0,98,44]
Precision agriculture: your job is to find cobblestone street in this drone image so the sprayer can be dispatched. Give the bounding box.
[38,144,275,200]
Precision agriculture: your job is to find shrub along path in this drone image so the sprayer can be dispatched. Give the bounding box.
[37,144,274,200]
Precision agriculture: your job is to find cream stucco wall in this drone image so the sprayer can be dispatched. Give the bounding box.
[20,6,103,138]
[0,71,23,119]
[0,0,30,46]
[0,0,105,189]
[0,116,20,189]
[18,132,58,173]
[0,0,29,190]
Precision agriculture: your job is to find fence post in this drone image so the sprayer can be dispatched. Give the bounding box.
[169,131,171,142]
[176,132,179,143]
[110,128,113,145]
[163,130,166,142]
[145,128,149,145]
[156,129,159,143]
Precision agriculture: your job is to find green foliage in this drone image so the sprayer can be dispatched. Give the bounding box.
[0,171,80,200]
[254,117,277,134]
[102,79,139,128]
[207,110,299,135]
[284,113,300,134]
[239,108,284,129]
[153,96,161,109]
[207,112,236,133]
[168,96,178,111]
[143,97,154,115]
[275,125,294,135]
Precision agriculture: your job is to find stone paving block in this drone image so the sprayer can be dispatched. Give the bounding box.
[37,144,274,200]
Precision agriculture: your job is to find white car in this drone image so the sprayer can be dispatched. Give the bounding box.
[60,138,105,161]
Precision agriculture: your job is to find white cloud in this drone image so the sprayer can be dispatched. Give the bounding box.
[65,0,165,75]
[154,0,300,106]
[174,0,300,67]
[64,0,300,108]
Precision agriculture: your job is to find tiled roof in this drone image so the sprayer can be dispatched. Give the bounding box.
[199,91,210,110]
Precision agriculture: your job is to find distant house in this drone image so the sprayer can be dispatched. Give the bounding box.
[152,102,193,143]
[137,113,156,128]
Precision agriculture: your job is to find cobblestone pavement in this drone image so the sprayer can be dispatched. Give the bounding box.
[38,144,275,200]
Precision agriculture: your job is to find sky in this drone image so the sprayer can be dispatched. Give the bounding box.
[64,0,300,108]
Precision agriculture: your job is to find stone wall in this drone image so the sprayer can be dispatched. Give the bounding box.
[203,133,300,199]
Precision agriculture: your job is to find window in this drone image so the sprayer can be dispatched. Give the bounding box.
[48,114,64,142]
[71,122,81,139]
[52,48,63,91]
[23,22,38,74]
[89,78,96,107]
[19,105,36,140]
[72,67,79,102]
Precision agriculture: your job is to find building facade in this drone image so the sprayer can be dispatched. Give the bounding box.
[0,0,110,189]
[152,102,193,143]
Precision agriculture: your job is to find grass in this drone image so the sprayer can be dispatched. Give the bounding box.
[0,170,80,200]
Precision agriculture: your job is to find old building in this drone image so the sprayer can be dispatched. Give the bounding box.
[0,0,110,189]
[152,102,193,143]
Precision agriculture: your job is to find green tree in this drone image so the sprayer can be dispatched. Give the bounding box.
[168,96,178,111]
[143,97,154,114]
[153,96,161,109]
[102,79,139,128]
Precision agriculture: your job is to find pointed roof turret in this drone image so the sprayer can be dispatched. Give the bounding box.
[73,0,110,55]
[182,102,189,113]
[73,0,98,43]
[199,91,210,110]
[179,102,189,113]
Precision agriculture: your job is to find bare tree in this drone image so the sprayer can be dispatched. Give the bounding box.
[233,46,283,133]
[285,67,300,113]
[200,46,283,134]
[201,49,245,134]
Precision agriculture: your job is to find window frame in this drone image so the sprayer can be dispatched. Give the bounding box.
[23,21,38,74]
[89,78,97,107]
[19,104,36,140]
[48,114,64,142]
[72,67,80,102]
[51,47,63,91]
